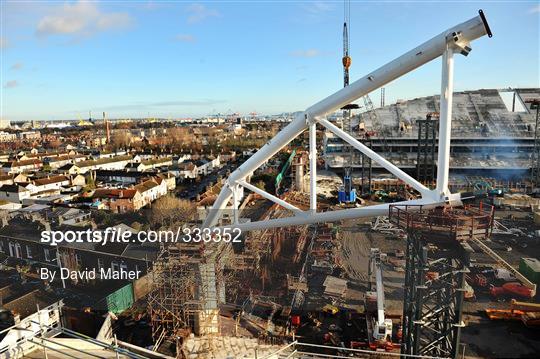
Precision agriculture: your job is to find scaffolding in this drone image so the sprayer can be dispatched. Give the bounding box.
[360,136,373,196]
[389,204,494,242]
[416,113,439,186]
[389,204,494,359]
[529,99,540,185]
[459,175,534,194]
[230,192,312,299]
[401,230,468,358]
[148,242,221,353]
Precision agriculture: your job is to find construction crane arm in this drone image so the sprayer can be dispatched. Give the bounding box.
[343,22,350,87]
[369,249,392,342]
[343,22,348,58]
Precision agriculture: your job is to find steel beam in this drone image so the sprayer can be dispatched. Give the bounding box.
[237,180,305,215]
[203,11,491,229]
[218,197,446,232]
[232,183,239,224]
[319,118,432,197]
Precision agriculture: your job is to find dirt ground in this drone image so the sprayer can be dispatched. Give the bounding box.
[338,218,405,316]
[461,310,540,358]
[336,211,540,358]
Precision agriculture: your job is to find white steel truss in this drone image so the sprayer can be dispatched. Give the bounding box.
[203,11,492,232]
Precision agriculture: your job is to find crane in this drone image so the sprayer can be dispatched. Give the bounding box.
[342,1,351,88]
[338,0,357,204]
[367,248,393,347]
[340,0,378,198]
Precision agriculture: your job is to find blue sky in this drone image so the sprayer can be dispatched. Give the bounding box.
[1,1,539,121]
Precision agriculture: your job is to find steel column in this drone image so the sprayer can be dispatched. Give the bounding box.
[232,184,239,224]
[436,45,455,197]
[309,119,317,212]
[402,229,468,358]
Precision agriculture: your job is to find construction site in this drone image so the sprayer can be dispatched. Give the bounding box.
[1,3,539,359]
[324,88,540,175]
[145,179,540,358]
[141,6,539,359]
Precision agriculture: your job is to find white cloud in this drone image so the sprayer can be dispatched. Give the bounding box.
[36,1,132,38]
[186,3,220,24]
[290,49,321,58]
[174,34,196,43]
[305,1,333,15]
[96,12,132,30]
[4,80,19,89]
[10,63,23,71]
[529,5,540,13]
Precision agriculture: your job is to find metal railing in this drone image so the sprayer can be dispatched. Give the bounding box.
[388,203,494,241]
[262,341,451,359]
[0,301,170,359]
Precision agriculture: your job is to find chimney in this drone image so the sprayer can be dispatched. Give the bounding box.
[104,112,111,144]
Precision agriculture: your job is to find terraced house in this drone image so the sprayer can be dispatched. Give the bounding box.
[0,159,43,174]
[76,155,133,174]
[92,188,144,213]
[91,176,169,213]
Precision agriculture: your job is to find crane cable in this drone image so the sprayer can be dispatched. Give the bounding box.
[344,0,350,49]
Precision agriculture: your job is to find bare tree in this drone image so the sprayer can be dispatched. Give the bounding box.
[110,131,132,150]
[169,127,190,145]
[148,195,196,229]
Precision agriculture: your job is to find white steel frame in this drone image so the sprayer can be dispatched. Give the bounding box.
[203,11,491,232]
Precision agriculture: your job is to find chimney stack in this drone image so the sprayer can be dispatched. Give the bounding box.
[104,112,111,144]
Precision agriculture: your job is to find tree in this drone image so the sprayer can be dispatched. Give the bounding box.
[169,127,191,147]
[255,180,266,191]
[110,132,132,150]
[131,221,143,231]
[148,195,196,230]
[84,173,96,190]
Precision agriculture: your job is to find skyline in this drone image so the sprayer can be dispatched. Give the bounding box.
[1,1,539,121]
